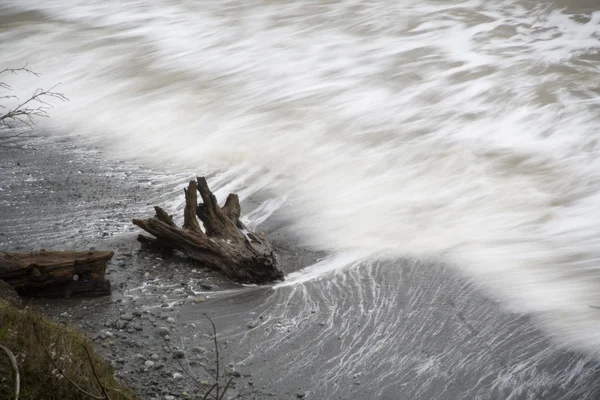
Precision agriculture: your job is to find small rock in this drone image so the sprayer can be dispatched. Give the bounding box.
[191,347,206,354]
[135,354,147,361]
[118,261,127,268]
[166,317,175,324]
[231,370,241,377]
[318,322,325,327]
[60,312,69,317]
[120,313,134,321]
[154,363,164,370]
[172,349,185,359]
[104,320,114,327]
[199,283,215,290]
[104,330,114,338]
[246,321,260,329]
[165,396,175,400]
[296,390,306,398]
[116,320,128,330]
[145,360,155,368]
[133,323,143,331]
[172,372,184,381]
[133,310,143,317]
[151,354,160,361]
[157,327,170,337]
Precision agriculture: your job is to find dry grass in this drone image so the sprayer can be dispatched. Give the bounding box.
[0,301,140,400]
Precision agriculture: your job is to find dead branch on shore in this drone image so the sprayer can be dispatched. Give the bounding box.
[0,250,113,298]
[0,63,67,149]
[161,314,264,400]
[133,177,284,284]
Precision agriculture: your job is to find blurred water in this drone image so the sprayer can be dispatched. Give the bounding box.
[1,0,600,357]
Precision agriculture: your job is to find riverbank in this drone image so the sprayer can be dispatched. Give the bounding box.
[4,137,600,400]
[0,136,321,399]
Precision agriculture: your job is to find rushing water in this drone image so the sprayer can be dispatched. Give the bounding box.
[2,0,600,397]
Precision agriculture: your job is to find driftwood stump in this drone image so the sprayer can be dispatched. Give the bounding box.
[132,177,284,284]
[0,250,112,298]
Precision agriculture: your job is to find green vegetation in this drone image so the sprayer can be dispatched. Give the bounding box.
[0,300,138,400]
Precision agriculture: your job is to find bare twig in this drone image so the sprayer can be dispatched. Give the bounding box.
[205,314,221,399]
[161,337,209,387]
[0,64,67,149]
[217,377,234,400]
[32,323,106,400]
[201,382,218,400]
[83,345,112,400]
[0,344,20,400]
[0,63,40,79]
[163,315,264,400]
[0,85,68,129]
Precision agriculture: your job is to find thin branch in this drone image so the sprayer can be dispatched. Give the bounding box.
[0,84,68,128]
[0,345,20,400]
[161,337,209,387]
[83,345,112,400]
[0,63,40,78]
[201,382,219,400]
[207,314,220,400]
[218,377,234,400]
[32,323,105,400]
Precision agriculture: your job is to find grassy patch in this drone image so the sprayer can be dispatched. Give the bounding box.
[0,300,139,400]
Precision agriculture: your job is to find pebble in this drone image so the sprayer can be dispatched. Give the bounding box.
[191,347,206,354]
[172,349,185,359]
[145,360,155,368]
[118,261,126,268]
[120,313,134,321]
[151,354,160,361]
[166,317,175,324]
[296,391,306,398]
[116,320,128,329]
[133,310,143,317]
[104,330,114,338]
[231,370,241,377]
[165,396,175,400]
[157,327,170,337]
[154,363,164,370]
[246,321,260,329]
[199,283,215,290]
[172,372,184,381]
[133,323,143,331]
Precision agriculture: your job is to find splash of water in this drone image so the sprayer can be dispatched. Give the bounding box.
[2,0,600,353]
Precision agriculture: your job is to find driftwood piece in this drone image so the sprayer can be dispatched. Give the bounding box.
[0,250,113,298]
[133,177,284,284]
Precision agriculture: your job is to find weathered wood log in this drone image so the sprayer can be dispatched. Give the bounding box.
[0,250,113,298]
[132,177,284,284]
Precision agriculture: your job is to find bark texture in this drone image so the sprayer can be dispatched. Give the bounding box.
[132,177,284,284]
[0,250,112,298]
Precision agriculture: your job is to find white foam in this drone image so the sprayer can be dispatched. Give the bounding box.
[2,0,600,353]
